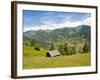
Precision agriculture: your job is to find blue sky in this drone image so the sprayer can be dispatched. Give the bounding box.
[23,10,91,32]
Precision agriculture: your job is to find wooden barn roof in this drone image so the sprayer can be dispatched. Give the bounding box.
[48,50,60,57]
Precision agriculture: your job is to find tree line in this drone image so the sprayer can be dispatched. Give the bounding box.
[24,38,90,55]
[49,42,90,55]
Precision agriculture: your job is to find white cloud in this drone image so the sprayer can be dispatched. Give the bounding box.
[24,16,91,32]
[82,17,91,25]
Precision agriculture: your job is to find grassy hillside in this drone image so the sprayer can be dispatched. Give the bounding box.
[23,46,47,56]
[23,46,90,69]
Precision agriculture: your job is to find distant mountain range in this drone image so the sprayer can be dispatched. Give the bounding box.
[23,25,91,48]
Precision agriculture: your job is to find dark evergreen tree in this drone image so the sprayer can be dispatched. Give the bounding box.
[64,43,68,55]
[23,41,30,46]
[68,45,76,55]
[58,44,65,55]
[71,46,76,54]
[83,42,89,53]
[31,39,40,49]
[49,43,56,50]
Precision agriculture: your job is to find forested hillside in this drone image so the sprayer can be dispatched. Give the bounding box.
[23,25,90,54]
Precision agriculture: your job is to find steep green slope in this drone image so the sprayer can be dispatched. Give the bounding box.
[23,46,48,56]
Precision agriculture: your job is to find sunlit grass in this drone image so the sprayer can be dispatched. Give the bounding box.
[23,46,91,69]
[23,46,47,56]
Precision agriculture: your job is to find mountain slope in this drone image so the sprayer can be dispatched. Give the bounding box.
[23,25,91,49]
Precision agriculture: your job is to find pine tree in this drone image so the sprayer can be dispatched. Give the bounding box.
[83,42,89,53]
[67,45,76,55]
[31,39,40,48]
[71,46,76,54]
[49,43,56,50]
[23,41,30,46]
[64,43,68,55]
[58,44,65,55]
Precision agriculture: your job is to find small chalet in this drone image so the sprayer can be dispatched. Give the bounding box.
[46,50,60,57]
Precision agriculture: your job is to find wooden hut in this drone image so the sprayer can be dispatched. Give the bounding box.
[46,50,60,57]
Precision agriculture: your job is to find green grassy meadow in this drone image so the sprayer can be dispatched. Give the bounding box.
[23,46,91,69]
